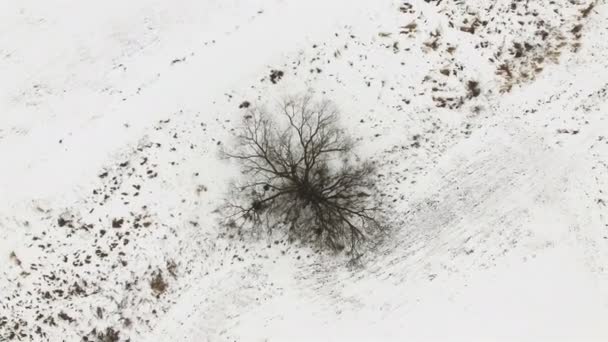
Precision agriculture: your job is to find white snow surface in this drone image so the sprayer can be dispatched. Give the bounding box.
[1,0,608,341]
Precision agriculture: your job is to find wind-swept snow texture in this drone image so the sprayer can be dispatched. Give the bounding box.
[1,0,608,341]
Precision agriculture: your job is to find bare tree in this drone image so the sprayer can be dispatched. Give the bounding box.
[222,94,383,254]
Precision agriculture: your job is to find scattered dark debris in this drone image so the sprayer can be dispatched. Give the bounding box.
[170,57,186,65]
[112,218,124,228]
[95,248,108,258]
[96,307,103,319]
[536,29,549,41]
[411,134,422,148]
[3,3,600,340]
[9,251,22,266]
[556,128,580,135]
[512,42,525,58]
[399,3,413,13]
[460,18,480,34]
[57,311,75,323]
[196,184,208,195]
[392,42,400,54]
[496,63,513,79]
[581,2,595,18]
[122,318,132,328]
[401,22,417,34]
[166,260,178,278]
[433,96,464,109]
[571,24,583,36]
[89,327,120,342]
[423,30,442,50]
[57,217,72,228]
[471,105,483,114]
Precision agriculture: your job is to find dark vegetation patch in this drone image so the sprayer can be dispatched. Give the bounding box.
[150,270,168,297]
[269,69,284,84]
[466,80,481,99]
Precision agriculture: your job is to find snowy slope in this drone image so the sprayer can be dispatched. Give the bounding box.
[2,0,608,341]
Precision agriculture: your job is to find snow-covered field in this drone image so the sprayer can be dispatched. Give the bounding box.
[2,0,608,341]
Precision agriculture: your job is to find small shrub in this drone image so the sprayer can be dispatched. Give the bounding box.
[269,70,284,84]
[466,80,481,98]
[150,270,168,297]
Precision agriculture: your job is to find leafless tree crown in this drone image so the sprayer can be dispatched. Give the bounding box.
[222,94,382,254]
